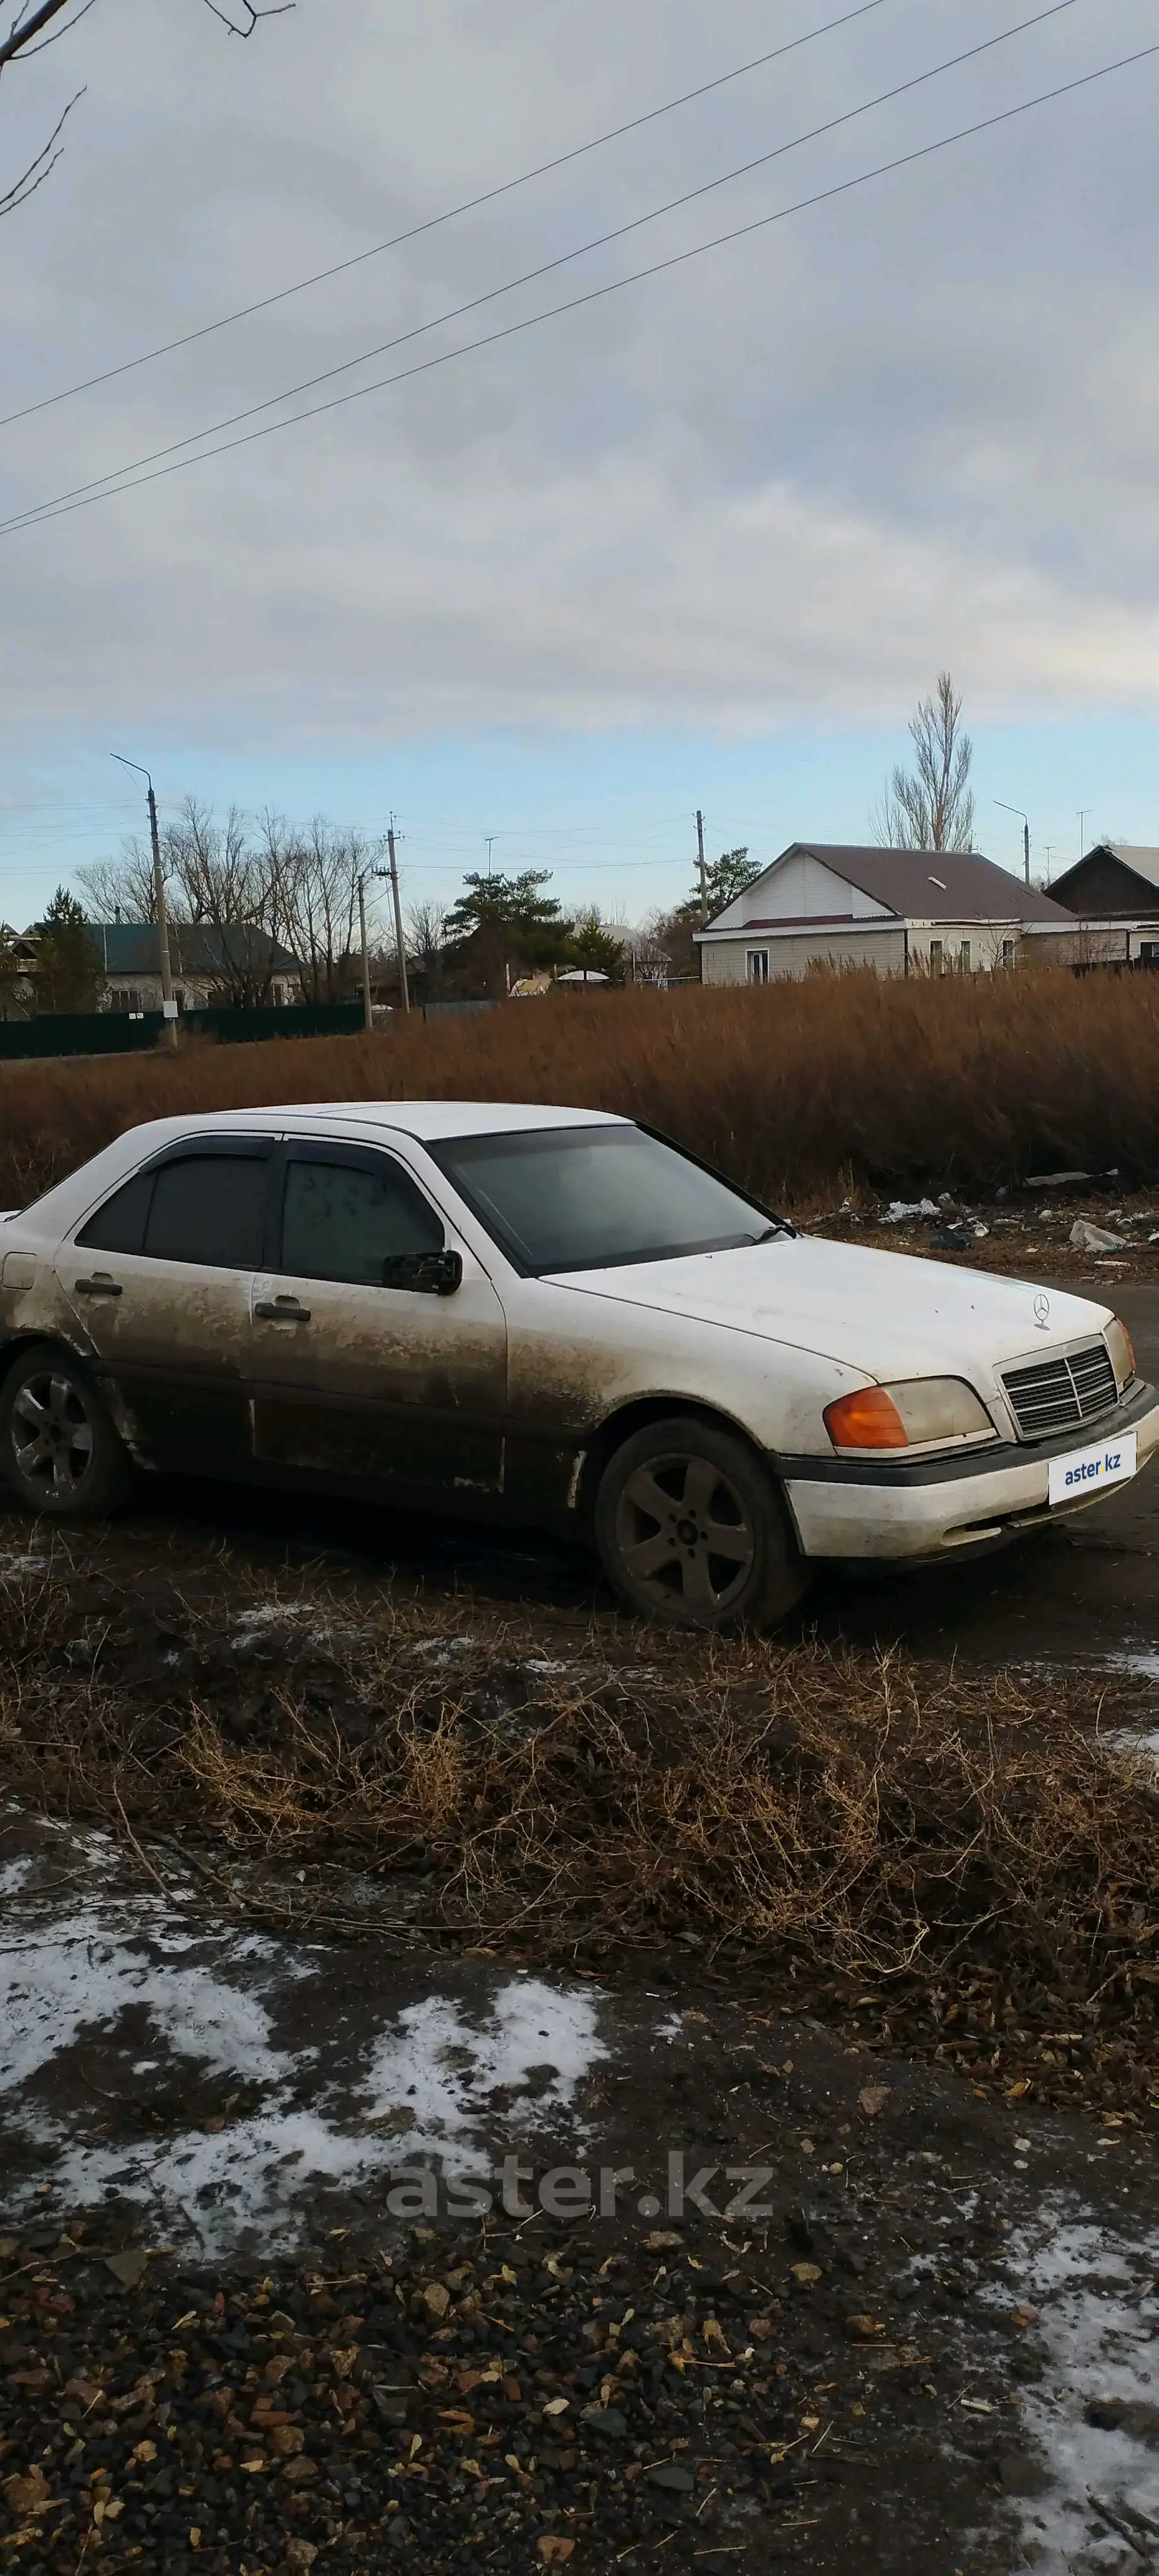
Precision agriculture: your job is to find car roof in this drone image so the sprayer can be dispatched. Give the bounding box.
[123,1101,628,1144]
[280,1101,625,1139]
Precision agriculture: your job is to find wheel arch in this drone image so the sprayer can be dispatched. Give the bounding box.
[576,1393,779,1530]
[0,1325,97,1382]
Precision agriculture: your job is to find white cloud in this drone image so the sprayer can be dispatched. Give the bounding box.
[3,0,1159,757]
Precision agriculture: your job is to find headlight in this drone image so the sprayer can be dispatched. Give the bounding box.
[824,1378,996,1453]
[1105,1317,1135,1392]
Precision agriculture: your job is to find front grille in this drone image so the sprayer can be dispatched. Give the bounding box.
[1001,1339,1117,1440]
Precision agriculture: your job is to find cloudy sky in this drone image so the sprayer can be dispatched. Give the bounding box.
[2,0,1158,932]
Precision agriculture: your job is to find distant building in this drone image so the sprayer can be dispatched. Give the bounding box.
[16,921,302,1014]
[694,843,1073,982]
[1044,845,1159,964]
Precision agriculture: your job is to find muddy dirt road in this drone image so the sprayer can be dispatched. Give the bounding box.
[1,1279,1157,2575]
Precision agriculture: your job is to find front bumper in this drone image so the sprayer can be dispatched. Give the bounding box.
[779,1379,1159,1562]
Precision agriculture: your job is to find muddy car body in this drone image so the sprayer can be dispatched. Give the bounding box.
[2,1101,1157,1627]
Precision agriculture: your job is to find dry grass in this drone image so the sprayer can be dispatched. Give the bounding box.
[5,968,1159,1211]
[2,1559,1155,2105]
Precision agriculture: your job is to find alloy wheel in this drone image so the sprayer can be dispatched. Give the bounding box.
[613,1450,756,1617]
[10,1369,95,1502]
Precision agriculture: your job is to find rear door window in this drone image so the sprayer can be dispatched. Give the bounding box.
[279,1154,444,1285]
[74,1171,154,1256]
[144,1155,269,1268]
[75,1146,272,1268]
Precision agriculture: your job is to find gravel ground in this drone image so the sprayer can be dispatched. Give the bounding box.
[4,1236,1159,2576]
[2,1800,1158,2576]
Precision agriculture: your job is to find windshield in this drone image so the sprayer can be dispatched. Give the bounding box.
[429,1125,784,1275]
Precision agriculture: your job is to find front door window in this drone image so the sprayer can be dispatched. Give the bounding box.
[279,1157,442,1285]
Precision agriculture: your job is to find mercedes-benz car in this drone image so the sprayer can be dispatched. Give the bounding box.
[1,1100,1155,1628]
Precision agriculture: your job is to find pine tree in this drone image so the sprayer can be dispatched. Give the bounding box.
[31,887,103,1015]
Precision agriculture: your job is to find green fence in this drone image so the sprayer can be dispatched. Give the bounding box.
[0,1002,366,1061]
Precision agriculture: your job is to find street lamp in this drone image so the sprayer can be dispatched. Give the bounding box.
[994,801,1030,887]
[110,755,177,1047]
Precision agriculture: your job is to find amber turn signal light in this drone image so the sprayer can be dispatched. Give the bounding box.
[823,1387,909,1450]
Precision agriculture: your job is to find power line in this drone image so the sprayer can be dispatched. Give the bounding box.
[3,36,1153,542]
[0,0,1088,528]
[0,0,895,435]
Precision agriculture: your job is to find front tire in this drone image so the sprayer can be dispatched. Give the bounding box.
[593,1414,809,1631]
[0,1342,132,1521]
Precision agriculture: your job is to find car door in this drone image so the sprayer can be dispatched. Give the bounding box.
[56,1135,273,1469]
[249,1137,507,1498]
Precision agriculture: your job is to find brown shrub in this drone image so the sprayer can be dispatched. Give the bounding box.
[2,968,1158,1209]
[1,1562,1155,2106]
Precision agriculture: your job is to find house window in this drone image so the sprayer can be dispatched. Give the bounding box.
[1140,942,1159,966]
[746,950,770,985]
[107,989,135,1014]
[959,940,972,973]
[928,940,943,975]
[1001,938,1016,967]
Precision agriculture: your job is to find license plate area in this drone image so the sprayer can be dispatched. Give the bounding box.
[1047,1429,1137,1507]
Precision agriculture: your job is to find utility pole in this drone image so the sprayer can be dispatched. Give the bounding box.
[696,808,707,927]
[1078,810,1090,862]
[994,801,1030,887]
[357,874,374,1031]
[111,754,176,1049]
[387,819,410,1013]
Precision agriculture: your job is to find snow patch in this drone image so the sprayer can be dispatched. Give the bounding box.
[0,1901,299,2093]
[995,2202,1159,2572]
[653,2013,686,2047]
[0,1843,611,2253]
[1097,1652,1159,1684]
[362,1977,608,2167]
[1102,1723,1159,1773]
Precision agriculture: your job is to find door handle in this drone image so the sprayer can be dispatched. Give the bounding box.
[254,1297,311,1323]
[74,1274,123,1298]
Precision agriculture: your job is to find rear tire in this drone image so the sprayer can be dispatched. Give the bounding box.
[593,1414,809,1631]
[0,1341,132,1521]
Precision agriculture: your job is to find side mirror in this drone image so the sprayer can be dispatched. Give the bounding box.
[382,1248,463,1297]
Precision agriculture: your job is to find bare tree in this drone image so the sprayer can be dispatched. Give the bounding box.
[1,0,290,220]
[77,800,397,1008]
[77,837,167,925]
[159,795,283,1004]
[267,814,372,1006]
[404,898,448,997]
[874,671,976,853]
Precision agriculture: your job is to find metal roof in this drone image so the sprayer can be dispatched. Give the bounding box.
[27,921,301,974]
[701,844,1073,932]
[1052,845,1159,898]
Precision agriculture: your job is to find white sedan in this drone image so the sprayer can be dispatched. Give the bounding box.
[1,1100,1155,1629]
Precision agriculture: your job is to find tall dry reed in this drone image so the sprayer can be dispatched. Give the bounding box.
[2,968,1157,1209]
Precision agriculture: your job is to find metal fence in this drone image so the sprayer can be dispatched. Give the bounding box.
[0,996,506,1061]
[0,1002,366,1061]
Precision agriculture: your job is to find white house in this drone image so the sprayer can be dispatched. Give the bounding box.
[694,843,1075,983]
